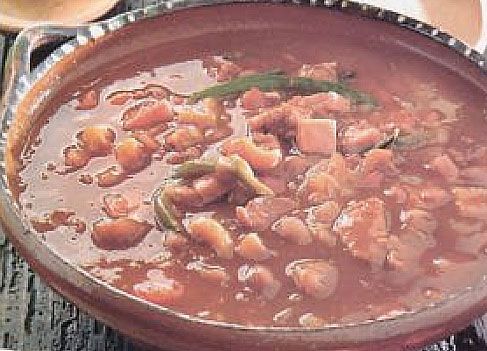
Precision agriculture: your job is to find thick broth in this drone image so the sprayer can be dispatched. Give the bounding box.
[12,6,487,327]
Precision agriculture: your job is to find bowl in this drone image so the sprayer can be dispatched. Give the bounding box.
[1,1,487,350]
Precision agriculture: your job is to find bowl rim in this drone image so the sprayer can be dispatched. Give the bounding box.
[1,0,487,338]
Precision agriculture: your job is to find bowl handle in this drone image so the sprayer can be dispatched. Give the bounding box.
[0,24,89,119]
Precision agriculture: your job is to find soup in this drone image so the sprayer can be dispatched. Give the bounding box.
[11,9,487,328]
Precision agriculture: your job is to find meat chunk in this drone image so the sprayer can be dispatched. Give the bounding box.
[272,216,312,245]
[333,198,389,268]
[400,209,437,235]
[384,208,437,276]
[133,273,184,305]
[92,218,152,250]
[235,233,274,261]
[115,137,151,173]
[192,175,236,205]
[187,218,234,259]
[236,197,296,231]
[285,259,338,299]
[165,127,204,152]
[77,125,115,156]
[288,92,351,115]
[296,118,336,155]
[452,187,487,219]
[241,88,280,110]
[64,145,90,169]
[361,149,394,174]
[238,264,281,299]
[222,135,282,171]
[122,101,173,131]
[409,187,451,210]
[214,57,242,82]
[341,126,382,154]
[430,154,458,182]
[247,102,314,134]
[305,201,341,247]
[299,154,356,204]
[298,62,338,82]
[460,167,487,187]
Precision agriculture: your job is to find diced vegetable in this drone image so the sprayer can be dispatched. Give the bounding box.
[296,118,336,155]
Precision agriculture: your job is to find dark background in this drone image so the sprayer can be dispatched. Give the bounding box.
[0,1,487,350]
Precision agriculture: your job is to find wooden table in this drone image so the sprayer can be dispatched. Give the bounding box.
[0,1,487,350]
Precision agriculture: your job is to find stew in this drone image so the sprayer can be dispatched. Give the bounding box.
[12,25,487,327]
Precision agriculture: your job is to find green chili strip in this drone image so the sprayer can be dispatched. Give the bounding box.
[153,183,182,232]
[173,159,217,179]
[189,72,375,105]
[223,155,274,196]
[156,156,274,231]
[175,156,274,196]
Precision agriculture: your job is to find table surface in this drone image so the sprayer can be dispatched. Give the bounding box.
[1,1,487,350]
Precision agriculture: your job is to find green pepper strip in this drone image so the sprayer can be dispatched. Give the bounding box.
[222,155,274,196]
[173,159,217,179]
[153,183,183,232]
[154,156,274,231]
[176,155,274,196]
[188,72,375,105]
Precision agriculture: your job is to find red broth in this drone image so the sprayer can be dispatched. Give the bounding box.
[11,5,487,327]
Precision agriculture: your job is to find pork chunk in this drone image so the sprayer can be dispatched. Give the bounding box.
[236,197,296,231]
[333,197,389,268]
[452,187,487,219]
[187,217,234,259]
[238,264,281,299]
[286,259,338,299]
[298,62,338,82]
[92,218,152,250]
[272,216,313,245]
[235,233,274,261]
